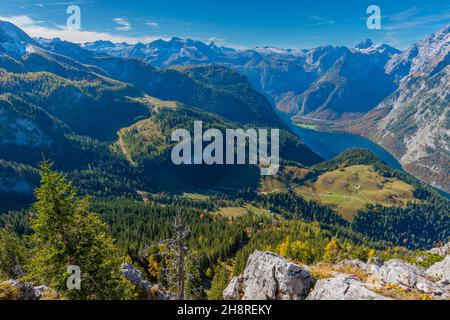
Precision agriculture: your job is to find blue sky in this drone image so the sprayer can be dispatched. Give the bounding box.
[0,0,449,49]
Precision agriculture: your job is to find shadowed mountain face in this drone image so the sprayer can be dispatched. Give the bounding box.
[295,49,398,119]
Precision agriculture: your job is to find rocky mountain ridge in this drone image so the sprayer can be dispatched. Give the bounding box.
[59,34,402,119]
[353,25,450,193]
[224,248,450,300]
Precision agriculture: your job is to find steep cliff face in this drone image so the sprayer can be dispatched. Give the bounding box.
[357,26,450,193]
[297,48,398,119]
[386,25,450,77]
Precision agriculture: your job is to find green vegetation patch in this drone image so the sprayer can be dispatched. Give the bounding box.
[295,164,420,221]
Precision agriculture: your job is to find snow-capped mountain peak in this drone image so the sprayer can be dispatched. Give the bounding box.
[0,20,39,57]
[355,39,374,49]
[353,39,400,56]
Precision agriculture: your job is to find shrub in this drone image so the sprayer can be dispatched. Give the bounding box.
[0,281,18,300]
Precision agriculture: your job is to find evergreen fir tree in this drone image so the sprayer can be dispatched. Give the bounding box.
[25,161,135,300]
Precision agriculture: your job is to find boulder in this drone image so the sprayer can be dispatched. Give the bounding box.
[223,251,316,300]
[372,259,448,297]
[307,275,391,300]
[338,259,368,271]
[223,276,243,300]
[366,257,384,276]
[223,251,449,300]
[426,256,450,290]
[5,280,50,300]
[428,243,450,256]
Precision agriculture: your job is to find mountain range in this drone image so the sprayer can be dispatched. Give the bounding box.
[74,25,450,193]
[0,19,449,301]
[353,26,450,194]
[0,19,322,211]
[81,36,401,118]
[0,19,448,203]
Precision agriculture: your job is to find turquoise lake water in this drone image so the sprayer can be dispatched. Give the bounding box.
[279,114,403,170]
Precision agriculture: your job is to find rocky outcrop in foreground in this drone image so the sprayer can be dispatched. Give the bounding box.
[307,275,390,300]
[223,251,316,300]
[370,259,448,297]
[225,246,450,300]
[1,280,52,300]
[425,256,450,291]
[1,263,173,300]
[428,243,450,257]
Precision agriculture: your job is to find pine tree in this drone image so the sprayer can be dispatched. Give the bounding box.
[208,262,229,300]
[25,161,135,300]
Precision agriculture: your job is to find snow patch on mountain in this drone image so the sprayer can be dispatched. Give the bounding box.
[0,20,39,58]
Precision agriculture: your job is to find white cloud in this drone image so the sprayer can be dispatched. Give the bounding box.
[384,6,450,31]
[388,6,422,22]
[207,37,224,43]
[0,15,165,44]
[310,16,326,21]
[205,37,247,50]
[384,13,450,30]
[145,21,159,28]
[1,15,43,27]
[0,15,247,48]
[113,18,132,32]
